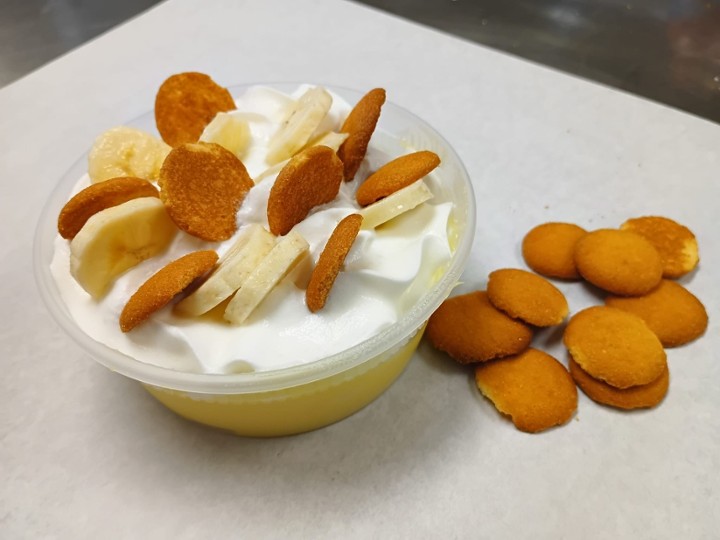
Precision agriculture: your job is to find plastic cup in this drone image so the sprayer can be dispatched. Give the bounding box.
[34,84,476,437]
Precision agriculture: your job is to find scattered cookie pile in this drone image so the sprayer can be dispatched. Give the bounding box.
[426,216,707,433]
[427,269,576,433]
[57,72,443,332]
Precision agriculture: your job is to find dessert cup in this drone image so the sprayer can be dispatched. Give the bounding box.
[34,84,476,437]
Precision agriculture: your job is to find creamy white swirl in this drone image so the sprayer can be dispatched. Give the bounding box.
[50,86,452,374]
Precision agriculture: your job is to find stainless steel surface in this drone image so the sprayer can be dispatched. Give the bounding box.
[1,0,719,122]
[356,0,720,123]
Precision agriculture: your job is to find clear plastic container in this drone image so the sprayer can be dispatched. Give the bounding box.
[34,84,476,437]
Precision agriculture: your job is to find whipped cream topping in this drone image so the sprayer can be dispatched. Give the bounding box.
[51,85,453,374]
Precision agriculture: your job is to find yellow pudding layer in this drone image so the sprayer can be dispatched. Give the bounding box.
[144,325,425,436]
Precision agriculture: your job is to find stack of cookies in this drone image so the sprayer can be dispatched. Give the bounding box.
[426,216,707,433]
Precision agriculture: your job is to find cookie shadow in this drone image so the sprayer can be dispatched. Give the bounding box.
[576,280,608,305]
[416,338,473,377]
[533,323,566,350]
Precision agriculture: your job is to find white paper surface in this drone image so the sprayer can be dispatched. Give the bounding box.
[1,0,718,538]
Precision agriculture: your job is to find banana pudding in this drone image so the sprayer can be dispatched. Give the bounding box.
[37,77,476,435]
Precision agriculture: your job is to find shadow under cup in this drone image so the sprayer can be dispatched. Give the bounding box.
[34,84,477,437]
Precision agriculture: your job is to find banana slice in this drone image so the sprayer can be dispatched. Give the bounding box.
[303,131,349,153]
[70,197,177,298]
[360,180,433,229]
[224,230,309,325]
[88,126,171,184]
[253,161,286,185]
[254,131,347,184]
[199,113,251,157]
[266,87,332,165]
[175,225,275,316]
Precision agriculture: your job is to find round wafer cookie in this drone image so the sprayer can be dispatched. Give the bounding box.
[58,177,158,239]
[621,216,699,278]
[475,349,577,433]
[267,145,343,236]
[337,88,385,181]
[306,214,363,312]
[569,357,669,410]
[563,306,666,389]
[522,222,587,279]
[120,250,218,332]
[426,291,533,364]
[356,150,440,207]
[574,229,663,296]
[606,280,708,347]
[487,268,569,326]
[155,72,236,147]
[159,142,253,241]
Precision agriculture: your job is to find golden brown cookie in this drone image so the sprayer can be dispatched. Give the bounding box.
[267,145,343,236]
[606,280,708,347]
[155,72,236,147]
[426,291,533,364]
[569,357,669,410]
[120,250,218,332]
[573,229,663,296]
[475,348,578,433]
[58,177,158,239]
[522,222,587,279]
[355,150,440,207]
[563,306,666,389]
[487,268,569,326]
[337,88,386,181]
[159,142,253,241]
[306,214,363,312]
[621,216,699,278]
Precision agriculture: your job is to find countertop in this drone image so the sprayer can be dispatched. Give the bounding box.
[4,1,720,123]
[1,0,718,537]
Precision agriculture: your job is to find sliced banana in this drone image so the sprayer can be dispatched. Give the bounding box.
[70,197,177,298]
[360,180,433,229]
[303,131,349,153]
[199,113,251,157]
[175,225,275,316]
[266,87,332,165]
[253,161,286,185]
[88,126,171,184]
[224,230,309,325]
[254,131,347,184]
